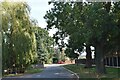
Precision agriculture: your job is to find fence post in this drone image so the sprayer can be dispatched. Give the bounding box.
[105,56,107,66]
[112,56,114,67]
[109,57,110,66]
[115,52,118,68]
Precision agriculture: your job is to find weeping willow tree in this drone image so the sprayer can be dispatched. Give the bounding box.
[2,1,37,73]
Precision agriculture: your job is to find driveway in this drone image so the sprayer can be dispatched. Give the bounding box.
[2,64,79,80]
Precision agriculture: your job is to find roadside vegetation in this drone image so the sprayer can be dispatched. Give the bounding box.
[1,1,54,76]
[4,65,43,77]
[24,65,43,74]
[2,0,120,78]
[44,1,120,74]
[63,64,119,79]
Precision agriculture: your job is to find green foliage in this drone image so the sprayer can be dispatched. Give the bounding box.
[32,27,54,64]
[65,48,79,59]
[2,1,37,74]
[44,2,84,59]
[1,1,54,75]
[44,2,120,74]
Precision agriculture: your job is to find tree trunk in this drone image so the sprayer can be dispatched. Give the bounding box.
[95,43,106,74]
[84,45,92,68]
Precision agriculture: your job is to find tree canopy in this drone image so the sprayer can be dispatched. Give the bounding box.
[44,1,120,74]
[1,1,54,74]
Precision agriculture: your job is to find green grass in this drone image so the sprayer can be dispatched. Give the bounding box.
[63,64,120,80]
[4,74,23,77]
[24,68,43,74]
[4,66,43,77]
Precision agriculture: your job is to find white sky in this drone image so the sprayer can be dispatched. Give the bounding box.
[26,0,58,37]
[26,0,52,28]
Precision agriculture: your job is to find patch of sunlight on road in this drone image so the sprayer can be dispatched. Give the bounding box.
[54,72,65,75]
[44,64,68,67]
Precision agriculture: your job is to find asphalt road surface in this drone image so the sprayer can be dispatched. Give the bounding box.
[2,64,79,80]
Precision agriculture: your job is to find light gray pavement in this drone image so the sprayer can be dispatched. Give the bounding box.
[3,64,79,80]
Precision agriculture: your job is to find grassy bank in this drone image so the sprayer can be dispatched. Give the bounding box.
[63,64,120,80]
[4,66,43,77]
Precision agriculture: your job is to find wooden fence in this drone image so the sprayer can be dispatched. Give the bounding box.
[75,56,120,67]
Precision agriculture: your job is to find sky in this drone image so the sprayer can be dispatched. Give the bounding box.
[26,0,52,28]
[26,0,58,36]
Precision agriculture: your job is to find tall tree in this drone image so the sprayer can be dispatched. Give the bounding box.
[2,1,37,73]
[44,2,92,67]
[32,26,54,64]
[44,1,120,74]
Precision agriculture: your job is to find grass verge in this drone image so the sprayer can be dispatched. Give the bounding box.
[63,64,120,80]
[4,67,43,77]
[24,68,43,74]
